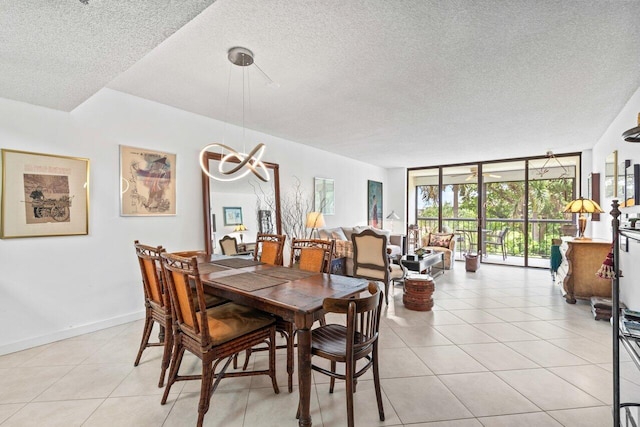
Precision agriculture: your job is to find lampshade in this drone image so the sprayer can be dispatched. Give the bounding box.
[562,197,603,239]
[562,197,604,214]
[306,212,325,228]
[233,224,247,232]
[386,210,400,220]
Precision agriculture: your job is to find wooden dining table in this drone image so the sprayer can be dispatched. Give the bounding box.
[195,254,370,427]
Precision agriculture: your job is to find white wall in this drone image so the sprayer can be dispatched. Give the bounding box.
[0,89,387,354]
[591,86,640,308]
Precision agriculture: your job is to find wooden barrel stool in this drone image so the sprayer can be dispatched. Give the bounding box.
[403,274,435,311]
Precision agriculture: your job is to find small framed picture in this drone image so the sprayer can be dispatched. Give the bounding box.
[223,207,243,226]
[1,149,89,238]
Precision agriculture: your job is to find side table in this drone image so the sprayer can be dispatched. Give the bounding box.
[403,274,435,311]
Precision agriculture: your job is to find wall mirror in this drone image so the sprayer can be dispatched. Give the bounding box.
[201,152,281,254]
[604,150,617,198]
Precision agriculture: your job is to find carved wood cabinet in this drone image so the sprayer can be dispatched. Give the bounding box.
[563,239,611,303]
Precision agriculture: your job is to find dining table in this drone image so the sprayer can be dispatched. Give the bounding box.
[194,254,370,427]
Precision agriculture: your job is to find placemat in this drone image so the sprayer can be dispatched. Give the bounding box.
[210,258,262,269]
[255,266,318,281]
[198,263,230,274]
[209,272,286,292]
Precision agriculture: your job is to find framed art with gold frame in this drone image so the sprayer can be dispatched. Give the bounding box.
[1,149,89,238]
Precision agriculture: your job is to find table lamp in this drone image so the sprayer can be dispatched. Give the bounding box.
[562,197,603,239]
[306,212,325,238]
[386,210,400,233]
[233,224,247,243]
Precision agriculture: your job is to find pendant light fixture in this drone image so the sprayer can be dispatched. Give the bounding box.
[199,47,271,182]
[622,113,640,143]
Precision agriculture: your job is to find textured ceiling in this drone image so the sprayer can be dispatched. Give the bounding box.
[3,1,640,168]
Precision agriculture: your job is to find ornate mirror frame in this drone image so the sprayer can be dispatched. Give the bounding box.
[201,152,282,254]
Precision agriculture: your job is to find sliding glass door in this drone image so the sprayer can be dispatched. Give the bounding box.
[407,153,580,268]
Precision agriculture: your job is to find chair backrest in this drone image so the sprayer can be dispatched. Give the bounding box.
[160,252,211,346]
[322,282,383,354]
[498,227,509,241]
[351,229,389,281]
[255,233,286,265]
[290,238,335,273]
[219,235,238,255]
[134,240,168,309]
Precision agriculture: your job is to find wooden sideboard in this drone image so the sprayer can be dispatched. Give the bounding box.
[563,239,611,303]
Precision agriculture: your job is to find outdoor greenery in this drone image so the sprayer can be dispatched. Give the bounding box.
[416,177,575,258]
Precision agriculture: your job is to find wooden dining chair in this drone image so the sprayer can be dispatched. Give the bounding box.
[254,233,286,265]
[219,235,239,255]
[289,238,335,273]
[310,282,385,427]
[133,241,228,387]
[160,252,279,427]
[133,241,173,388]
[351,229,402,305]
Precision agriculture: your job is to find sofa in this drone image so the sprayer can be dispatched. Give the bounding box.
[420,232,457,269]
[318,226,404,276]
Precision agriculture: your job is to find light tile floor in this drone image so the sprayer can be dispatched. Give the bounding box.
[0,263,636,426]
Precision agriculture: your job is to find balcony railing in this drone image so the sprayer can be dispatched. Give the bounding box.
[416,217,572,259]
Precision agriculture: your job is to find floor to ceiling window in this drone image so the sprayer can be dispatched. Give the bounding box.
[407,153,580,268]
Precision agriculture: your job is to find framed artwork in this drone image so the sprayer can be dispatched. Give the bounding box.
[619,159,630,203]
[624,163,639,208]
[1,149,89,238]
[367,180,383,228]
[314,177,335,215]
[258,209,274,233]
[604,150,617,198]
[223,207,243,226]
[587,173,600,221]
[120,145,176,216]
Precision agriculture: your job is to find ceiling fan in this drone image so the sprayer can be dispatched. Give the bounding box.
[465,166,501,181]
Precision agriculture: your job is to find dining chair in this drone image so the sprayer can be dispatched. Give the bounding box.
[219,235,239,255]
[310,282,385,427]
[351,229,403,305]
[484,227,509,260]
[254,233,286,265]
[133,241,228,387]
[289,238,335,273]
[159,252,279,427]
[133,241,173,388]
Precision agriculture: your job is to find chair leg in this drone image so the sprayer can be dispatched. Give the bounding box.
[329,361,336,393]
[158,318,172,387]
[161,342,185,405]
[269,327,280,394]
[197,359,215,427]
[134,312,153,366]
[285,325,294,393]
[242,349,252,371]
[384,281,389,305]
[372,346,385,421]
[345,358,355,427]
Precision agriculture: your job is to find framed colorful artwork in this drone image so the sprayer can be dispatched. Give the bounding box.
[1,149,89,238]
[367,180,383,229]
[120,145,176,216]
[314,177,335,215]
[223,206,243,226]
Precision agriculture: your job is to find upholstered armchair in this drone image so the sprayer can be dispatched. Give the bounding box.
[420,232,457,269]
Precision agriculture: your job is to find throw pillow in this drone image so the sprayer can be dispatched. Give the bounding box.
[331,228,348,241]
[428,233,454,248]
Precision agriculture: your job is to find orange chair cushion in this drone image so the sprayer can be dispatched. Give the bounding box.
[198,302,275,346]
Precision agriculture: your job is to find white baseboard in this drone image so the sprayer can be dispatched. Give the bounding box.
[0,310,145,356]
